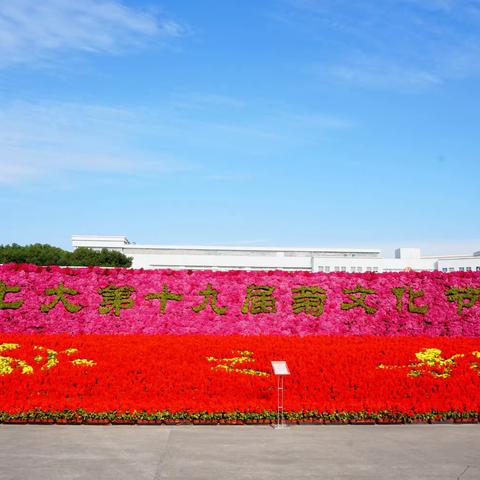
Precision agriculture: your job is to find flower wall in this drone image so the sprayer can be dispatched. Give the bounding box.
[1,264,480,424]
[1,264,480,336]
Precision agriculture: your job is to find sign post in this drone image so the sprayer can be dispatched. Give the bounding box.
[270,361,290,429]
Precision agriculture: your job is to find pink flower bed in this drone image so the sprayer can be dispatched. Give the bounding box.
[0,264,479,336]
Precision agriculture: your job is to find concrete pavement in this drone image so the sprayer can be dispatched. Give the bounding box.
[1,424,479,480]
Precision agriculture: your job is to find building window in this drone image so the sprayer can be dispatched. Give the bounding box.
[357,267,362,272]
[476,267,480,271]
[334,266,340,272]
[350,267,356,272]
[325,266,330,272]
[373,267,379,272]
[318,266,324,272]
[459,267,465,272]
[341,266,347,272]
[466,267,472,271]
[442,268,448,272]
[449,267,455,272]
[366,267,372,272]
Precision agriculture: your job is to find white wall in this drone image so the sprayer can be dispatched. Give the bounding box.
[313,257,436,273]
[131,253,313,271]
[437,258,480,272]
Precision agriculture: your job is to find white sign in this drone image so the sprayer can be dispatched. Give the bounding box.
[271,361,290,376]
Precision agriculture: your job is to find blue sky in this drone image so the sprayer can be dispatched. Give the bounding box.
[0,0,479,255]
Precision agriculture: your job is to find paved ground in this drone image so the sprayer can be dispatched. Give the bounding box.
[0,424,479,480]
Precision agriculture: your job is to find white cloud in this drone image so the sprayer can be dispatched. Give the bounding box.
[0,100,190,184]
[0,97,351,185]
[402,0,456,12]
[327,58,442,90]
[285,112,352,129]
[283,0,480,89]
[170,93,247,110]
[287,0,467,16]
[0,0,186,67]
[0,163,39,183]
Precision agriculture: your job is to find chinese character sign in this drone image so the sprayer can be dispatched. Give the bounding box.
[0,264,479,336]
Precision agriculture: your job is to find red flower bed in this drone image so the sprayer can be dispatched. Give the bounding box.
[1,334,479,423]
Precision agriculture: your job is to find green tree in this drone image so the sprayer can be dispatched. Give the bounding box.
[69,247,132,267]
[0,244,132,267]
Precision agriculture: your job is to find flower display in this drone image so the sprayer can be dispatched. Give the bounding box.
[0,264,479,336]
[0,334,479,423]
[0,264,479,424]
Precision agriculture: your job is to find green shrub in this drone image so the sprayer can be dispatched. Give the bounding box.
[0,243,132,267]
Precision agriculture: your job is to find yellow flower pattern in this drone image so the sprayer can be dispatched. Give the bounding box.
[206,350,269,377]
[0,343,96,375]
[379,347,480,378]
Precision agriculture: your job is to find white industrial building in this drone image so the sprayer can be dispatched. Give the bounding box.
[72,235,480,273]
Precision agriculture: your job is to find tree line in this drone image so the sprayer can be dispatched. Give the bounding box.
[0,243,132,267]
